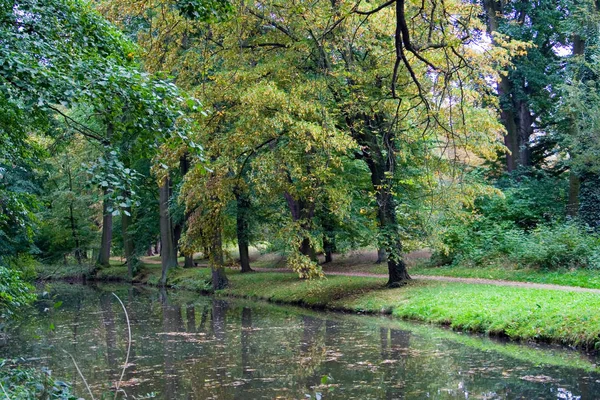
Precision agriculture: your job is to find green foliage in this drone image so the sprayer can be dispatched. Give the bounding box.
[436,170,600,270]
[0,362,78,399]
[0,265,35,319]
[579,174,600,230]
[175,0,233,21]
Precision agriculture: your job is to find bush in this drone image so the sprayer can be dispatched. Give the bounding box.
[0,265,35,319]
[436,170,600,270]
[0,361,78,400]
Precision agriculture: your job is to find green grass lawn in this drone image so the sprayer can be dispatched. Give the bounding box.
[154,266,600,348]
[314,251,600,290]
[408,264,600,289]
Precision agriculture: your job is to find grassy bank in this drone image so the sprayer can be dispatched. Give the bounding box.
[43,261,600,350]
[245,249,600,290]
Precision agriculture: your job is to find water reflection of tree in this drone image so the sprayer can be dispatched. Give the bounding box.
[186,302,196,332]
[211,299,228,341]
[380,328,410,399]
[294,316,326,393]
[100,294,119,383]
[241,307,253,379]
[160,287,184,399]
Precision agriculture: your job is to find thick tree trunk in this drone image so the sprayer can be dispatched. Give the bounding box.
[235,190,253,273]
[378,190,411,287]
[97,192,113,267]
[159,176,178,285]
[324,249,333,264]
[184,255,195,268]
[356,126,410,287]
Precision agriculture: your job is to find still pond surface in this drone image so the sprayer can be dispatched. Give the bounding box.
[1,283,599,399]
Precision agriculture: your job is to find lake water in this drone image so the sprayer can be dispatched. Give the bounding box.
[1,283,599,399]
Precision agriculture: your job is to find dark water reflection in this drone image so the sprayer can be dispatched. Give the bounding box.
[1,283,600,399]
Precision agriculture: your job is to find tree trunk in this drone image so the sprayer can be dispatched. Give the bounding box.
[284,193,317,261]
[484,0,532,172]
[210,216,228,290]
[121,202,135,280]
[184,255,195,268]
[235,189,253,273]
[376,248,386,264]
[66,161,82,265]
[379,189,411,287]
[357,127,410,287]
[321,212,336,264]
[96,191,113,267]
[568,172,581,217]
[567,34,586,217]
[324,249,333,264]
[159,176,178,285]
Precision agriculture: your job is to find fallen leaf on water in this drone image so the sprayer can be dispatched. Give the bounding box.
[520,375,555,383]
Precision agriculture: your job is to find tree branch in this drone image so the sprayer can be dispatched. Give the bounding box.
[354,0,395,15]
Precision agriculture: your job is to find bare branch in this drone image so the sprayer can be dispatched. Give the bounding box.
[354,0,395,15]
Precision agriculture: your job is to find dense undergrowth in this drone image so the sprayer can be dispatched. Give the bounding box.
[0,361,78,399]
[436,170,600,271]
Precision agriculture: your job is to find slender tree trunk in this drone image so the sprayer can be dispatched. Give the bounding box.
[96,122,115,268]
[177,153,197,267]
[568,172,581,217]
[484,0,532,172]
[321,212,336,264]
[121,201,135,280]
[210,214,228,290]
[323,236,334,264]
[567,34,586,217]
[284,193,317,261]
[159,176,178,285]
[235,189,253,272]
[97,190,113,267]
[66,162,82,265]
[376,248,386,264]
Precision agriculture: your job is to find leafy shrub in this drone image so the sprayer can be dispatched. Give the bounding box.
[0,361,78,400]
[436,170,600,270]
[0,265,35,318]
